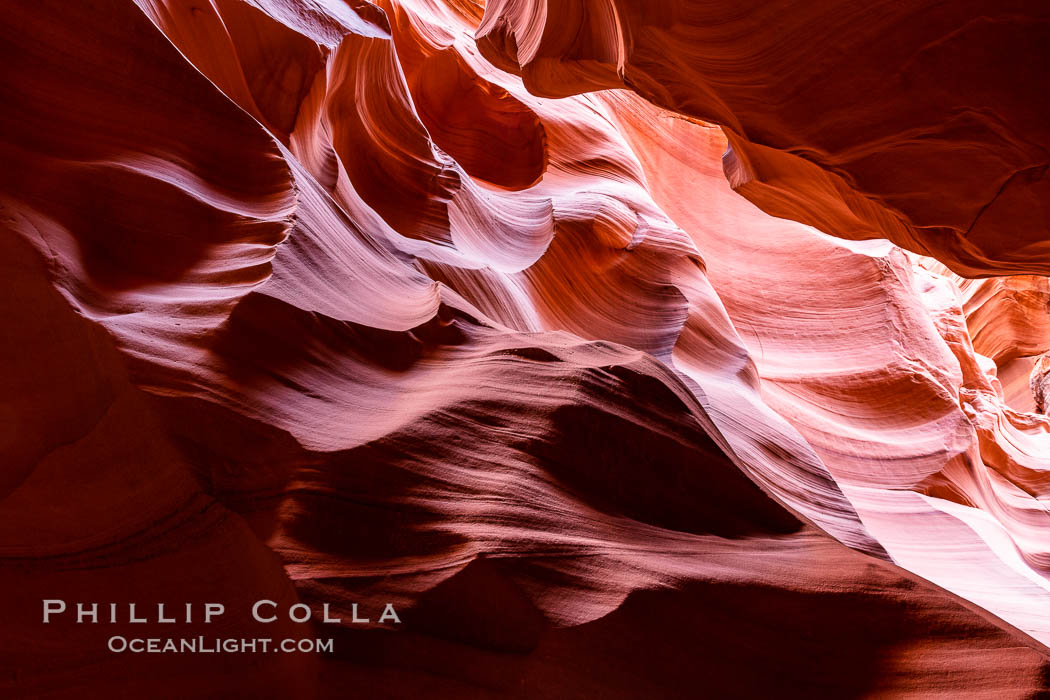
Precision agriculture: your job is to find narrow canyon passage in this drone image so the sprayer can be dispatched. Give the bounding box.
[2,0,1049,697]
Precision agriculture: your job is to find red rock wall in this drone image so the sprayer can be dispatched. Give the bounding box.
[2,0,1050,697]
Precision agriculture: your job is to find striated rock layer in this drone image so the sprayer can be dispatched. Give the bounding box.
[477,0,1050,277]
[2,0,1050,697]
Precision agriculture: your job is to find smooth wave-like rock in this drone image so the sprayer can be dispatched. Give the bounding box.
[4,0,1050,697]
[924,268,1050,412]
[602,91,1050,648]
[476,0,1050,277]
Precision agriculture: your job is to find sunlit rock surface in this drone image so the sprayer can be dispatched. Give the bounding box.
[2,0,1050,697]
[477,0,1050,277]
